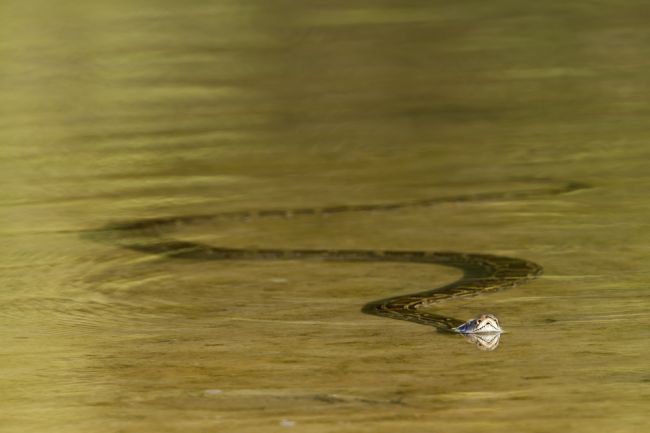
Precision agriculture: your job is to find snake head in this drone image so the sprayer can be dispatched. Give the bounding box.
[455,314,502,334]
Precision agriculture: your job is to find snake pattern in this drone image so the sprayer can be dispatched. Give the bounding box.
[88,181,586,337]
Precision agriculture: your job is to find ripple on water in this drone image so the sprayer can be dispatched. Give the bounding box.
[0,231,200,337]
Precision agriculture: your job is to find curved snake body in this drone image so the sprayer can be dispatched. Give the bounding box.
[87,181,586,338]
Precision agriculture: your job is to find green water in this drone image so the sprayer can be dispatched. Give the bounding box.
[1,1,649,432]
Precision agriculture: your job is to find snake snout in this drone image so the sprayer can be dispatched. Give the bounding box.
[455,314,502,334]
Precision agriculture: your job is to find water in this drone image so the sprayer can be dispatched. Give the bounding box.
[1,1,649,432]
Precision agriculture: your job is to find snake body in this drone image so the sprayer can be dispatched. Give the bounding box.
[88,181,586,336]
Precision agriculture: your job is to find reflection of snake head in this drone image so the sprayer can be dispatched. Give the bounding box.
[460,332,501,351]
[455,314,502,334]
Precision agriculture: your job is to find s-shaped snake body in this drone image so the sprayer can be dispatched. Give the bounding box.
[87,181,586,348]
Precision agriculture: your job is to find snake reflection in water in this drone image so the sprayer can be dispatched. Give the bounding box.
[86,181,588,351]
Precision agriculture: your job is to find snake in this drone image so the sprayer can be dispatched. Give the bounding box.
[87,181,587,349]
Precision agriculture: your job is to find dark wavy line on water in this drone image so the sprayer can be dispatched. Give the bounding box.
[84,180,589,333]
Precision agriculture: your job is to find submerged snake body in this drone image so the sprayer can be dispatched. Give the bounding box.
[90,182,585,336]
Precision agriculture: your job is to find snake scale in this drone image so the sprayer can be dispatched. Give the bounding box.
[89,181,586,344]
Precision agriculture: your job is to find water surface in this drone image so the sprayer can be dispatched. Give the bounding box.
[1,1,649,432]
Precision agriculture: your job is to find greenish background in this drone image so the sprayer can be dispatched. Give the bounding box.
[1,1,649,432]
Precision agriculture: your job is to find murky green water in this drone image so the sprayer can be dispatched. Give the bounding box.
[2,1,649,432]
